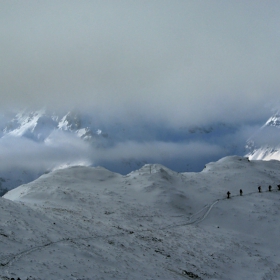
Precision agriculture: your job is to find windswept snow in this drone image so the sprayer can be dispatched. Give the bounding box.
[1,156,280,279]
[247,147,280,161]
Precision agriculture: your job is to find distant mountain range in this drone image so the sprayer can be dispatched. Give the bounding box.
[2,109,108,143]
[1,108,280,195]
[1,109,236,147]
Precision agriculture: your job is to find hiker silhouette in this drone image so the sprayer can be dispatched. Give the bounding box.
[240,189,243,196]
[227,191,231,199]
[269,185,272,191]
[258,186,261,193]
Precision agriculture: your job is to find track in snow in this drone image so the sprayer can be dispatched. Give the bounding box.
[1,189,279,278]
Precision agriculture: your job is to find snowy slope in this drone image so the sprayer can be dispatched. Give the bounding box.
[1,156,280,279]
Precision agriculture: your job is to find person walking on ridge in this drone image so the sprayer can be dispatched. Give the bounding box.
[269,185,272,192]
[240,189,243,196]
[227,191,231,199]
[258,186,261,193]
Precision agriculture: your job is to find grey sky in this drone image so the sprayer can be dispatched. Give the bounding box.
[1,1,280,127]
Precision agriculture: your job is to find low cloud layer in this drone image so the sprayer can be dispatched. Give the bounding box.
[0,132,92,172]
[96,141,224,161]
[1,1,280,127]
[0,133,225,174]
[0,123,255,174]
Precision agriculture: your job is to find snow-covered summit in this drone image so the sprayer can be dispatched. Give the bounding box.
[2,109,107,143]
[246,111,280,161]
[263,111,280,127]
[3,109,55,141]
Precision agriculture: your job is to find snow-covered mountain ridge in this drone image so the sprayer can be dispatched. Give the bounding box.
[246,111,280,161]
[2,109,107,142]
[264,112,280,127]
[1,109,235,146]
[1,156,280,279]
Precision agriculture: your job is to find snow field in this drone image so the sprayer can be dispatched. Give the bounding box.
[1,156,280,279]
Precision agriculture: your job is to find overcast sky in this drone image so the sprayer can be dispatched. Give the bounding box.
[1,0,280,127]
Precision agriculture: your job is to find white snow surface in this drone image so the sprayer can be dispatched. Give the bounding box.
[1,156,280,280]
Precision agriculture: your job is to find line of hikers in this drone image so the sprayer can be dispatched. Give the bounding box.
[227,184,280,199]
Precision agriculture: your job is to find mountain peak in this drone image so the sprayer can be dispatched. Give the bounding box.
[263,111,280,128]
[246,111,280,160]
